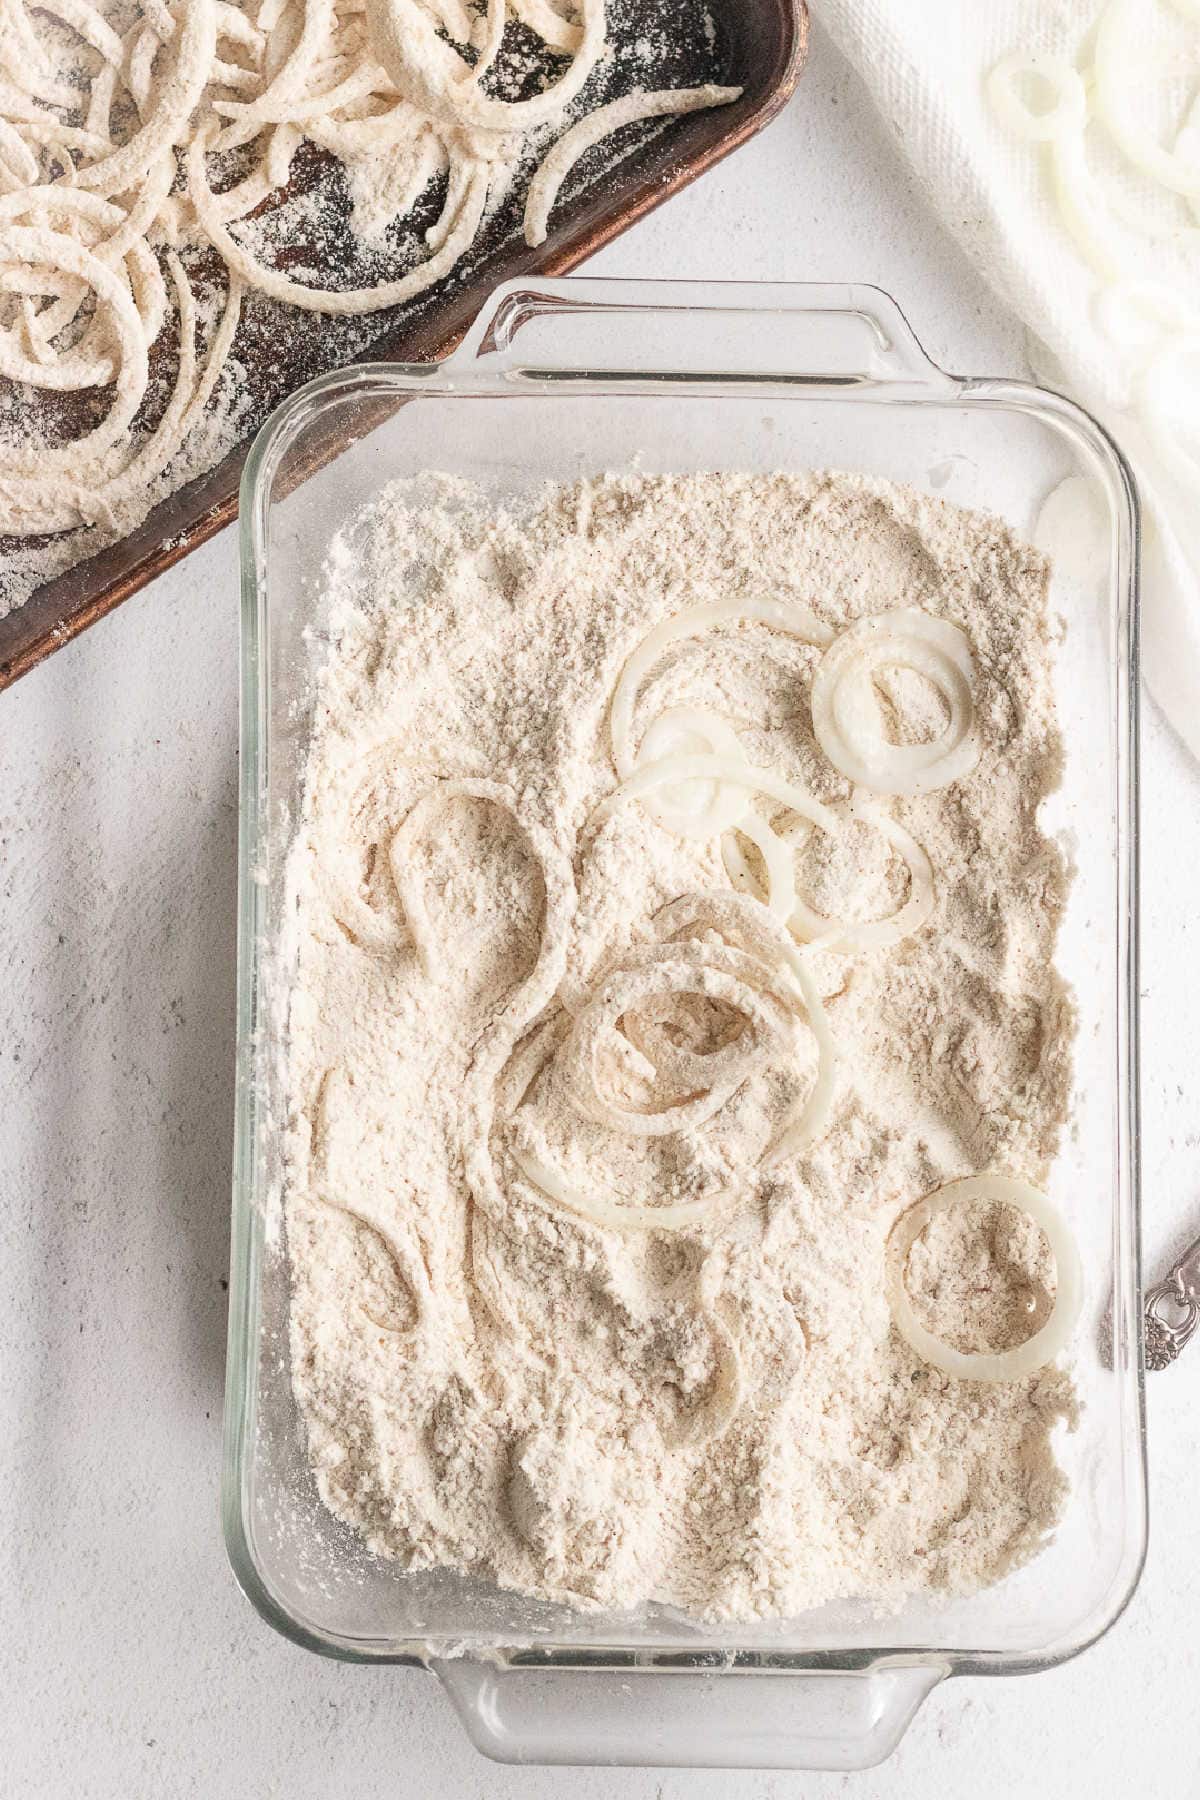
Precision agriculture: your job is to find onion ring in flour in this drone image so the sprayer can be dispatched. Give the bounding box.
[364,0,605,132]
[810,608,981,795]
[886,1174,1083,1382]
[560,953,796,1139]
[722,790,936,952]
[610,596,834,780]
[500,897,832,1232]
[634,706,748,840]
[388,776,544,979]
[653,892,838,1163]
[597,751,839,837]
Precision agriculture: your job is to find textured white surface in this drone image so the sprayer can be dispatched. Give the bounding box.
[2,20,1199,1796]
[814,0,1200,759]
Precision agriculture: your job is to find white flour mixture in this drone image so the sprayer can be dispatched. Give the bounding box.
[281,468,1078,1621]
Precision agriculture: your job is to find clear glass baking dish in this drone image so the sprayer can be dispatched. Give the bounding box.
[224,279,1144,1771]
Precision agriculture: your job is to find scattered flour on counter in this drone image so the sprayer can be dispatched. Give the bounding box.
[280,468,1079,1622]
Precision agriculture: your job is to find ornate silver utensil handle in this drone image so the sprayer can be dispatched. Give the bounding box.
[1145,1231,1200,1370]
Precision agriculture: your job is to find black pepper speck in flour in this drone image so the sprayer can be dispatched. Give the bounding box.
[281,468,1079,1622]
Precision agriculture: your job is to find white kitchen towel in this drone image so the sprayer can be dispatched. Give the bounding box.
[816,0,1200,756]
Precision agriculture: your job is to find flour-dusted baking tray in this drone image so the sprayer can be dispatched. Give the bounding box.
[225,280,1144,1770]
[0,0,807,690]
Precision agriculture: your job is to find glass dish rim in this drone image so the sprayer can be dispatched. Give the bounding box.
[223,277,1145,1681]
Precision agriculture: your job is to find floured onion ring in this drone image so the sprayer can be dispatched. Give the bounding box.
[502,1009,738,1234]
[636,706,747,840]
[722,790,935,952]
[389,775,547,978]
[365,0,606,132]
[598,751,839,836]
[524,84,742,247]
[654,892,837,1162]
[560,953,795,1138]
[886,1174,1083,1382]
[610,597,833,782]
[810,608,981,795]
[510,1144,728,1236]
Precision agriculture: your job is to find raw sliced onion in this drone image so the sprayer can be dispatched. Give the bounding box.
[610,596,833,780]
[561,955,792,1137]
[1048,128,1124,284]
[886,1174,1083,1382]
[810,609,980,795]
[721,794,935,952]
[655,892,838,1163]
[725,807,797,921]
[1177,93,1200,230]
[636,705,747,840]
[597,752,839,834]
[985,53,1087,143]
[1093,0,1200,198]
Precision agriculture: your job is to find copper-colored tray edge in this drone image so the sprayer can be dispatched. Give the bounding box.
[0,1,808,692]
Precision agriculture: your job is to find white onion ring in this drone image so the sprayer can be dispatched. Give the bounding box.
[610,596,833,781]
[504,897,832,1228]
[597,751,839,837]
[511,1144,726,1235]
[501,1011,732,1234]
[1047,128,1124,284]
[810,608,981,795]
[636,706,747,839]
[886,1174,1083,1382]
[722,807,797,922]
[985,53,1087,144]
[654,892,837,1163]
[1093,0,1200,198]
[561,955,794,1138]
[722,791,935,952]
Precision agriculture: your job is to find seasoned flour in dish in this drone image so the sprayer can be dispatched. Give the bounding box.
[281,469,1079,1622]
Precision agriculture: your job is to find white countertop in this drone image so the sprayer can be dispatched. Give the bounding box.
[3,21,1199,1797]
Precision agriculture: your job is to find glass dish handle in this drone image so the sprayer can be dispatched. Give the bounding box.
[451,277,957,391]
[435,1659,945,1770]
